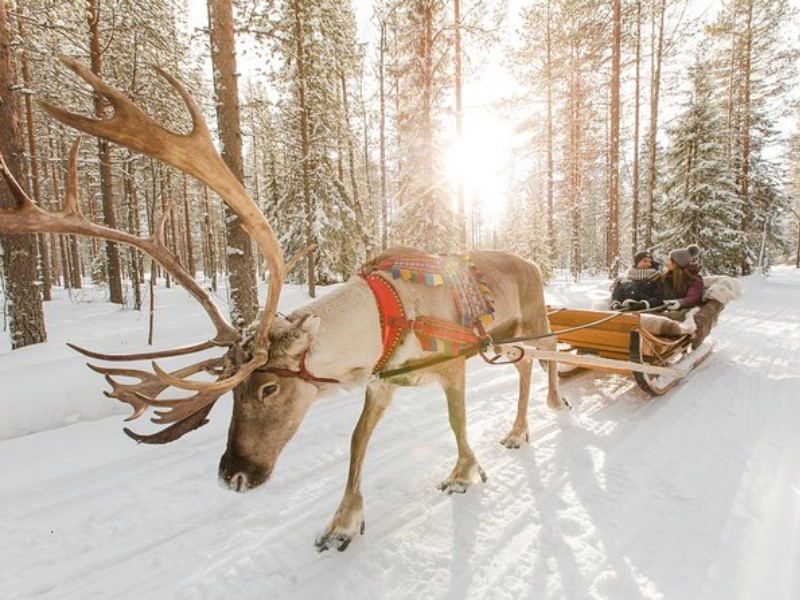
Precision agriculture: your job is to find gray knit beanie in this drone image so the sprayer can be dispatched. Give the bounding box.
[669,244,701,268]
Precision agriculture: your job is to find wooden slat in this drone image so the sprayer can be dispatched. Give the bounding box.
[547,307,640,332]
[552,328,631,350]
[547,306,692,364]
[517,346,684,377]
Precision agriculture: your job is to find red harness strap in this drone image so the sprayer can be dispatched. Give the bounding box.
[388,316,481,346]
[261,351,341,384]
[363,274,407,373]
[363,274,485,373]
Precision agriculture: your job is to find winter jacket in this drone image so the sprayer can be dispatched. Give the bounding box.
[610,268,664,307]
[662,263,704,309]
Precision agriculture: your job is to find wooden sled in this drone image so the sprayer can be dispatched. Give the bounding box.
[496,307,714,396]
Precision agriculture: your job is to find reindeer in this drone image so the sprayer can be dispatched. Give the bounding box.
[0,58,568,552]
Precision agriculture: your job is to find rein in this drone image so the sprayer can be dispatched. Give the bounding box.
[377,309,640,379]
[260,351,341,384]
[492,309,630,346]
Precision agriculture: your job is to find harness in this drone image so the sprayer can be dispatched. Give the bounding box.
[260,351,342,384]
[363,274,407,372]
[358,249,505,378]
[363,272,489,375]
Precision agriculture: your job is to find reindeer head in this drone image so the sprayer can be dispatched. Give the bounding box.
[218,314,326,491]
[0,57,316,492]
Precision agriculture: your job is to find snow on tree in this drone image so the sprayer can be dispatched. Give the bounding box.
[657,57,742,275]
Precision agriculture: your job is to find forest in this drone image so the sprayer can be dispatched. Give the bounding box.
[1,0,799,350]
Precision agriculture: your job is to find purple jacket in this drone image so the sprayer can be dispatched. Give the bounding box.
[677,276,704,308]
[664,263,704,309]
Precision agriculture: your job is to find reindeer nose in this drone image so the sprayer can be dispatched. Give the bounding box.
[228,472,249,492]
[218,453,271,491]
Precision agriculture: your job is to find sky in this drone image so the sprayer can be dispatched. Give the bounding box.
[1,264,799,599]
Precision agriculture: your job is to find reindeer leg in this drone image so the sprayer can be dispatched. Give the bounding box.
[540,336,570,411]
[438,358,487,494]
[501,356,533,448]
[315,381,395,552]
[501,337,569,449]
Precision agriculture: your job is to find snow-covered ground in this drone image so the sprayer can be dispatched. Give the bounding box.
[1,267,798,600]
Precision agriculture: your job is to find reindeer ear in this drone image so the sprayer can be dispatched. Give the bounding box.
[297,314,321,338]
[282,314,321,356]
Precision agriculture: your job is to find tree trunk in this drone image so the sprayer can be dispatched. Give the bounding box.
[739,0,754,275]
[292,0,316,298]
[0,0,46,348]
[14,0,51,300]
[182,174,196,278]
[725,1,741,163]
[247,99,264,280]
[454,0,466,250]
[795,215,800,268]
[340,72,362,226]
[207,0,260,323]
[568,41,583,281]
[87,0,124,304]
[340,68,369,254]
[421,2,435,249]
[202,184,218,291]
[545,0,555,263]
[608,0,621,276]
[124,155,143,311]
[379,20,388,250]
[644,0,666,248]
[631,0,642,257]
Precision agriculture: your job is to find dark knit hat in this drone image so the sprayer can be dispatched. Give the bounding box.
[669,244,701,268]
[633,250,653,267]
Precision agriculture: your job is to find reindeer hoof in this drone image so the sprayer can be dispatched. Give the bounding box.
[500,431,529,449]
[548,395,571,411]
[315,521,365,553]
[315,533,352,552]
[438,466,487,494]
[439,480,469,494]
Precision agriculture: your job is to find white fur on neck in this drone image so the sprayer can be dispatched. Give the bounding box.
[290,277,384,388]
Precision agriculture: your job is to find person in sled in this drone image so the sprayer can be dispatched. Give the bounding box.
[660,244,704,312]
[609,250,664,311]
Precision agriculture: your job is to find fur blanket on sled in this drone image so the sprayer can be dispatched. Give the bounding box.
[640,275,744,338]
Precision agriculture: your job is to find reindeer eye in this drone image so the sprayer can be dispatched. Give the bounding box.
[259,384,279,400]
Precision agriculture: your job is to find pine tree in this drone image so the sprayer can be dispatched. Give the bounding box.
[657,58,742,275]
[261,0,371,285]
[706,0,800,274]
[381,0,458,253]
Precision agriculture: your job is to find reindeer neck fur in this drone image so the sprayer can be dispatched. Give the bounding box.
[285,277,383,387]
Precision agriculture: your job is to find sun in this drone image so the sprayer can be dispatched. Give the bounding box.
[444,110,515,226]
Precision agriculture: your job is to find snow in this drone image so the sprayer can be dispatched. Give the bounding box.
[1,267,799,600]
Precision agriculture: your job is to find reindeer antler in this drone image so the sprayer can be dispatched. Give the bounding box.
[40,56,285,350]
[0,57,286,443]
[1,140,237,346]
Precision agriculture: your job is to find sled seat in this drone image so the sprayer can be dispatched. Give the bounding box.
[547,307,691,361]
[542,306,703,395]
